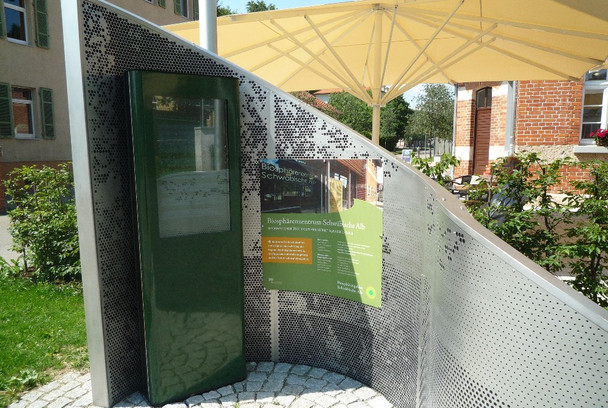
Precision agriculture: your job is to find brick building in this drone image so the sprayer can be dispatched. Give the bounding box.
[454,70,608,185]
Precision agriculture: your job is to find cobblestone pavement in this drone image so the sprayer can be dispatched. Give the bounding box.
[9,362,393,408]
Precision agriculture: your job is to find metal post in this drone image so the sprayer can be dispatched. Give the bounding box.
[372,104,381,145]
[200,0,217,53]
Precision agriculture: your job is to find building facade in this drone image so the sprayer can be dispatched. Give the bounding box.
[0,0,198,211]
[454,70,608,187]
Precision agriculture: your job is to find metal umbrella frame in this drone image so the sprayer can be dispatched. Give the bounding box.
[167,0,608,144]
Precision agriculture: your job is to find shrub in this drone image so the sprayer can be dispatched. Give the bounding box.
[561,160,608,307]
[4,164,81,283]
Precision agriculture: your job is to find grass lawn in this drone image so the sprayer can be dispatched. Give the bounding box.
[0,276,88,407]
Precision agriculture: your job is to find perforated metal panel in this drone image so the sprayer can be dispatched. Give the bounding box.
[67,1,608,407]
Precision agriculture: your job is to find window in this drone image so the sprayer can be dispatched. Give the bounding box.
[581,69,608,143]
[12,87,35,139]
[174,0,188,17]
[476,87,492,109]
[4,0,28,44]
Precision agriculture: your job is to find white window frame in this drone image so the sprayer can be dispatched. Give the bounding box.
[581,70,608,144]
[4,0,29,45]
[12,87,36,140]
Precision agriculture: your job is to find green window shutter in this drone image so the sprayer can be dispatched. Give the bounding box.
[158,0,165,8]
[0,0,5,39]
[0,83,14,139]
[34,0,50,49]
[193,0,198,20]
[174,0,181,15]
[39,88,54,139]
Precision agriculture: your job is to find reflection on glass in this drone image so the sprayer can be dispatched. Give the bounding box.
[152,96,230,237]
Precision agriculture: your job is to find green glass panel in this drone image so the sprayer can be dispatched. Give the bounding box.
[128,71,245,406]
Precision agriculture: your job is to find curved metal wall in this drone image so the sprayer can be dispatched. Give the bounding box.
[66,1,608,407]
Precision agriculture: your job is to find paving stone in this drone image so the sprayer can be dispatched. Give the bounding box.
[311,394,339,408]
[246,381,263,392]
[338,378,363,391]
[26,401,48,408]
[281,384,304,395]
[308,368,328,379]
[237,392,255,402]
[256,362,275,372]
[233,381,245,393]
[246,362,257,372]
[203,391,221,400]
[353,387,376,401]
[216,385,235,396]
[291,365,311,376]
[255,391,275,403]
[274,394,296,406]
[162,404,187,408]
[47,396,72,408]
[261,379,284,392]
[321,384,342,396]
[65,385,88,399]
[291,397,315,408]
[22,390,44,402]
[219,394,237,406]
[7,401,28,408]
[239,403,260,408]
[262,404,278,408]
[71,392,94,407]
[285,374,307,385]
[274,363,292,373]
[247,371,268,382]
[335,392,359,405]
[304,378,327,390]
[41,389,65,402]
[186,395,205,405]
[367,396,392,408]
[58,381,80,393]
[346,402,369,408]
[198,402,221,408]
[322,372,346,385]
[268,372,288,382]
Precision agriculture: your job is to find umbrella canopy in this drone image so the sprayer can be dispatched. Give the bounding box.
[166,0,608,143]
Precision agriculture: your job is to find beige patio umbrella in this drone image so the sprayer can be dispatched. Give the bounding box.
[166,0,608,144]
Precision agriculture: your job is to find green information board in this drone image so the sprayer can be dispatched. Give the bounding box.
[260,159,383,307]
[128,71,245,405]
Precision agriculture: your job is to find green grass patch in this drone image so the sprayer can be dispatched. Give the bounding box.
[0,276,88,407]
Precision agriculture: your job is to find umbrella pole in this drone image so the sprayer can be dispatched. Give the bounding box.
[372,104,380,145]
[199,0,217,53]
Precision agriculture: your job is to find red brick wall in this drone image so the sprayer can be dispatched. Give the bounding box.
[515,80,583,146]
[454,96,475,177]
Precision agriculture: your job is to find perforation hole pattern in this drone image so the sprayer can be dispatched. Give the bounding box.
[80,1,608,407]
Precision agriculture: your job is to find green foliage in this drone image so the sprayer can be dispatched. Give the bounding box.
[406,84,454,144]
[217,1,236,16]
[466,153,571,274]
[4,164,80,283]
[246,1,276,12]
[328,92,412,150]
[561,161,608,307]
[458,153,608,307]
[0,276,87,407]
[380,96,413,151]
[328,92,373,138]
[411,152,459,187]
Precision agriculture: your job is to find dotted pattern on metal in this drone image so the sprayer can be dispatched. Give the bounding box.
[79,1,608,407]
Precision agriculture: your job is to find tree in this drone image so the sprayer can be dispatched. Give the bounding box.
[246,1,276,12]
[406,84,454,154]
[328,92,412,150]
[217,1,236,16]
